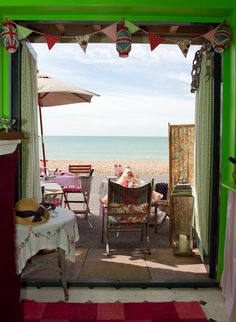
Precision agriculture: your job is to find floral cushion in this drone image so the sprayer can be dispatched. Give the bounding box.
[152,191,163,203]
[108,203,148,223]
[116,167,135,186]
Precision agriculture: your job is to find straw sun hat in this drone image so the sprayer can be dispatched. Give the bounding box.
[15,198,49,225]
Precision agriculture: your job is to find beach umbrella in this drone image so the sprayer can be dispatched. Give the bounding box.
[37,73,99,171]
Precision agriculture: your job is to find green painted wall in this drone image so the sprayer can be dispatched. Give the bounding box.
[0,0,236,280]
[217,9,236,279]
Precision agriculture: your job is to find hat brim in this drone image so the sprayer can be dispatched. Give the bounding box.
[15,209,50,225]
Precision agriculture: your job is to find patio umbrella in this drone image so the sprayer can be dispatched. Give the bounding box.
[37,73,99,171]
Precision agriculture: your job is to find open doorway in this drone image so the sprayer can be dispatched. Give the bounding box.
[11,19,219,286]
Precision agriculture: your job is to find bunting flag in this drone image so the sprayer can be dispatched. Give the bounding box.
[178,39,191,57]
[202,28,217,42]
[16,24,33,40]
[0,19,231,56]
[44,34,61,50]
[211,23,231,53]
[0,20,19,53]
[76,34,90,53]
[101,23,117,41]
[148,32,165,51]
[124,19,140,34]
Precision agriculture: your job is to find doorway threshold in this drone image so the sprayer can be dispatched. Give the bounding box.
[21,278,218,289]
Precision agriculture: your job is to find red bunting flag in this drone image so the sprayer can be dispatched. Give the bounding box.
[44,34,61,50]
[101,23,117,41]
[148,32,165,51]
[202,28,217,42]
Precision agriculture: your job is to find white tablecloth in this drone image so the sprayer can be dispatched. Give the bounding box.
[41,181,63,193]
[54,175,81,187]
[15,207,79,274]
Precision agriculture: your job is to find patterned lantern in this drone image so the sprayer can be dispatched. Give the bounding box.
[211,23,231,53]
[116,26,131,58]
[0,20,19,53]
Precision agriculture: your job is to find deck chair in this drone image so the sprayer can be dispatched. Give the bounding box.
[63,165,94,228]
[104,178,153,256]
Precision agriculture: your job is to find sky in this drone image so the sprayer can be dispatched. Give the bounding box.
[33,42,199,137]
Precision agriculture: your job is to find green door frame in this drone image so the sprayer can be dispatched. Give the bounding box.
[0,1,236,283]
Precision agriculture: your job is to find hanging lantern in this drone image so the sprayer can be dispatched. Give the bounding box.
[0,20,19,53]
[116,26,131,58]
[211,23,231,53]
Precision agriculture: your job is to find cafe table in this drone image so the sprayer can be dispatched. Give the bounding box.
[54,173,81,188]
[15,207,79,300]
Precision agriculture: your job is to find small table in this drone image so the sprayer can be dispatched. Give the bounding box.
[15,207,79,300]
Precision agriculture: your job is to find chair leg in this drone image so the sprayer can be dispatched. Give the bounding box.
[154,205,158,232]
[105,231,110,256]
[104,215,110,256]
[140,228,144,241]
[155,213,168,233]
[83,192,93,229]
[101,206,105,243]
[145,224,151,255]
[63,191,71,210]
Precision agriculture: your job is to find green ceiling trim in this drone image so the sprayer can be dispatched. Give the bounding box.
[6,15,225,24]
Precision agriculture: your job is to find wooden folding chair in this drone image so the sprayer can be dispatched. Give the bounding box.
[63,165,94,227]
[68,164,92,175]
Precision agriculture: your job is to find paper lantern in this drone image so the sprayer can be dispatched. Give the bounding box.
[0,21,19,53]
[211,23,231,53]
[116,26,131,58]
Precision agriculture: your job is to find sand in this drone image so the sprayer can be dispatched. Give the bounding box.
[46,160,169,176]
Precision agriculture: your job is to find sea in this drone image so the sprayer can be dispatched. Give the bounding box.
[39,136,168,161]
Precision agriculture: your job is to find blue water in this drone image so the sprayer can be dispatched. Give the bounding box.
[39,136,168,161]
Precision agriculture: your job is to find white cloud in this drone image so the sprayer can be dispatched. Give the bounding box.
[41,93,195,137]
[34,42,196,137]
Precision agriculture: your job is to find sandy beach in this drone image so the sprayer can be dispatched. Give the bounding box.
[46,160,169,176]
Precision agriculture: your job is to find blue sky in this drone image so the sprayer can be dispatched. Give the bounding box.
[33,42,199,137]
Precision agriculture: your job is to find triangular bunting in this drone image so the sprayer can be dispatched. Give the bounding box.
[202,28,217,42]
[178,39,191,57]
[16,24,33,40]
[101,23,117,41]
[44,34,61,50]
[76,35,90,53]
[148,32,165,51]
[124,20,140,34]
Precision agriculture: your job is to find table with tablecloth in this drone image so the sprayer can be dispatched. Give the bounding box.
[54,174,81,187]
[15,207,79,300]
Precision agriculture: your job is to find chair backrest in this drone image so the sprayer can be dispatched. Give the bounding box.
[155,182,168,200]
[69,164,92,175]
[79,175,93,194]
[107,179,153,219]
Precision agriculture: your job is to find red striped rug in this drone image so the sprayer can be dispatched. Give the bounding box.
[23,300,208,321]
